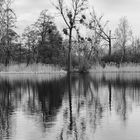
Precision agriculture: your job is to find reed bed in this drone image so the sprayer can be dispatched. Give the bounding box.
[0,63,66,74]
[90,63,140,73]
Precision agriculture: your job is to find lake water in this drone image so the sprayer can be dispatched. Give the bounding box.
[1,73,140,140]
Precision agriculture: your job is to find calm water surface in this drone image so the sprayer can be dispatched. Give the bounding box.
[1,73,140,140]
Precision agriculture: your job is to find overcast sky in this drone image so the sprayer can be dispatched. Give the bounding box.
[92,0,140,37]
[13,0,54,35]
[13,0,140,37]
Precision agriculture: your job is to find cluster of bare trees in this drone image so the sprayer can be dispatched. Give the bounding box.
[0,1,64,66]
[0,0,140,72]
[54,0,140,72]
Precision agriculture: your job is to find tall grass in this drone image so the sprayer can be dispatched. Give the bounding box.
[90,63,140,73]
[1,63,140,74]
[0,63,66,74]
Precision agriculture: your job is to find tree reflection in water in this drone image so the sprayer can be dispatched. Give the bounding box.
[0,76,67,139]
[1,73,140,140]
[58,74,104,140]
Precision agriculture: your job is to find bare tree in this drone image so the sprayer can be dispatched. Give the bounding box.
[0,0,5,42]
[115,17,132,62]
[2,0,17,66]
[22,25,39,65]
[35,10,53,47]
[54,0,88,73]
[83,9,115,59]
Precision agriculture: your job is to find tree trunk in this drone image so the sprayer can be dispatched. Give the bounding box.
[123,46,126,62]
[108,30,112,60]
[36,47,39,63]
[109,38,111,57]
[5,49,10,66]
[26,49,30,66]
[68,28,72,73]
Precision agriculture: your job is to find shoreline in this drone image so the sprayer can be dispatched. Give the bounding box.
[1,70,140,74]
[1,63,140,74]
[89,64,140,73]
[0,71,67,74]
[0,63,67,74]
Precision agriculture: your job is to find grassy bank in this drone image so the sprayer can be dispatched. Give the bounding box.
[0,63,66,74]
[89,63,140,73]
[0,73,66,82]
[1,63,140,74]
